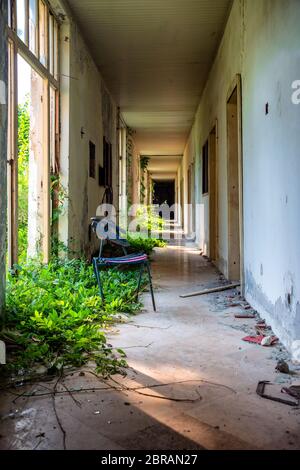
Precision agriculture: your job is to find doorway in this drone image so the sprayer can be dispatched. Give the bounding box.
[153,180,175,219]
[226,76,243,282]
[209,125,218,262]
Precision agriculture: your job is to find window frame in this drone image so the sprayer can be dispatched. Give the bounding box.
[202,140,209,195]
[7,0,60,266]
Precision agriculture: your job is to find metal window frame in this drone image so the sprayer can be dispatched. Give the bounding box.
[7,0,60,266]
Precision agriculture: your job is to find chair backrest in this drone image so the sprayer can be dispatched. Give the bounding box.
[91,217,127,242]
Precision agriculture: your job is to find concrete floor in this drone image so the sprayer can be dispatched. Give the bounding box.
[1,242,300,450]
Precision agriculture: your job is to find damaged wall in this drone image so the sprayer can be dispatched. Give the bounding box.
[181,0,300,358]
[58,13,118,258]
[0,0,8,318]
[242,0,300,359]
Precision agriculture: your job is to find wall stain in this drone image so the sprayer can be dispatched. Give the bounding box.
[245,269,300,357]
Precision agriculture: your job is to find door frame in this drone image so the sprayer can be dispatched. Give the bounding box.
[226,74,244,289]
[208,121,218,262]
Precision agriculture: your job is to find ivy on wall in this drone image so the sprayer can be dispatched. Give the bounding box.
[140,155,150,204]
[126,128,134,206]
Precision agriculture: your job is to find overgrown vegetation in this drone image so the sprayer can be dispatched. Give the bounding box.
[127,205,166,253]
[2,104,167,382]
[127,235,166,254]
[1,258,145,379]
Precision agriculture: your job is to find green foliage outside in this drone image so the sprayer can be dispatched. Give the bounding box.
[17,98,30,263]
[134,205,165,233]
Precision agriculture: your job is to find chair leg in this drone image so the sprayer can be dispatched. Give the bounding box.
[136,264,144,299]
[146,261,156,312]
[93,258,105,303]
[98,239,104,258]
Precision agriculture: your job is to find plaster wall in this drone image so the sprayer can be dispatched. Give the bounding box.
[181,0,300,358]
[60,19,118,258]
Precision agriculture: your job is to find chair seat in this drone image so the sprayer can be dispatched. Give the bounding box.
[97,253,148,265]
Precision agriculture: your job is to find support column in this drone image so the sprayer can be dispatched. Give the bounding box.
[0,0,8,318]
[27,70,49,260]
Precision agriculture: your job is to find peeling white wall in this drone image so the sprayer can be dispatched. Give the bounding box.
[242,0,300,359]
[59,18,118,258]
[181,0,300,358]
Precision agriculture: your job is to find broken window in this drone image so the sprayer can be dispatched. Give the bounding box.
[202,140,209,194]
[39,0,48,67]
[49,12,54,75]
[29,0,38,55]
[17,0,27,43]
[7,0,60,266]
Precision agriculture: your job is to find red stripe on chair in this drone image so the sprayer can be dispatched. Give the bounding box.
[100,254,148,264]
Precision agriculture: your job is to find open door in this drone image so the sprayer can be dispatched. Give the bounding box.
[226,75,243,283]
[209,125,218,261]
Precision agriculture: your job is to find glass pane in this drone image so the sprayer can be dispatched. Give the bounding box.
[7,41,14,267]
[17,54,31,262]
[29,0,38,55]
[54,19,58,79]
[17,0,26,42]
[39,0,47,67]
[49,86,56,173]
[49,13,54,75]
[8,0,12,28]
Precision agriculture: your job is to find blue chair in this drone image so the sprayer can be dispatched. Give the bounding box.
[91,218,156,311]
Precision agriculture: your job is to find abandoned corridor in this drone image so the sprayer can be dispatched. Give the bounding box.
[0,0,300,453]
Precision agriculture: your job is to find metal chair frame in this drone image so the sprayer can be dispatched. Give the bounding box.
[91,217,156,311]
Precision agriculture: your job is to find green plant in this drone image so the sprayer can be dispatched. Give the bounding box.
[1,257,146,379]
[127,205,166,253]
[50,174,68,224]
[127,235,166,254]
[135,205,165,233]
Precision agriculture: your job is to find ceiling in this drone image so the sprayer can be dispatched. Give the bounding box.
[66,0,232,172]
[147,154,182,179]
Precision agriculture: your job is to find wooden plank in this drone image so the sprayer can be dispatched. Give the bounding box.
[180,283,240,298]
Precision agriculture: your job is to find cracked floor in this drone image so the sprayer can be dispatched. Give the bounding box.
[1,242,300,450]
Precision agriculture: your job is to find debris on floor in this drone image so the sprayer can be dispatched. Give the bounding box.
[242,334,265,344]
[256,381,300,407]
[180,282,240,298]
[261,336,279,347]
[276,360,290,374]
[242,335,278,346]
[234,313,256,319]
[282,385,300,401]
